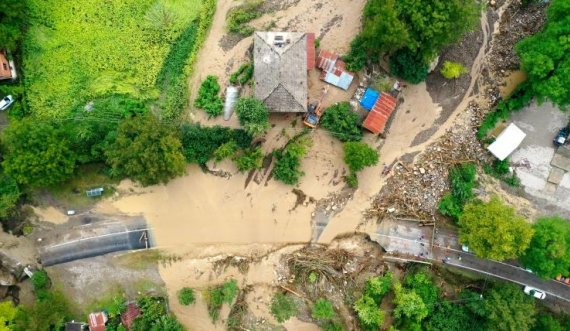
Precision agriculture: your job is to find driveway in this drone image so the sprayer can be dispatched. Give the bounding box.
[372,219,570,303]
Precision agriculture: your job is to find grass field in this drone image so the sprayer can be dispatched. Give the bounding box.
[24,0,203,118]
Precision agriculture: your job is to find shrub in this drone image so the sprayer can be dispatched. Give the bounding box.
[311,299,336,321]
[235,97,270,137]
[354,295,384,330]
[270,292,298,323]
[180,124,252,164]
[343,142,379,187]
[234,147,264,172]
[365,273,392,304]
[178,287,196,306]
[320,102,362,142]
[31,270,50,292]
[483,158,520,187]
[214,141,239,162]
[206,279,239,322]
[440,61,468,79]
[390,48,429,84]
[229,62,254,85]
[227,0,262,36]
[344,35,369,72]
[0,174,21,219]
[194,75,223,118]
[437,163,477,221]
[273,135,313,185]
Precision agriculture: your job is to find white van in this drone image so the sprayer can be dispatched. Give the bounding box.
[0,95,14,111]
[523,286,546,300]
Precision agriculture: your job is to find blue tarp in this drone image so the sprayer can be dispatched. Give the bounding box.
[360,88,380,111]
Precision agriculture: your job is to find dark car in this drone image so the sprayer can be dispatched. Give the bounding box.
[554,127,569,147]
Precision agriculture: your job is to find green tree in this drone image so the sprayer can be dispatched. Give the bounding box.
[2,120,77,187]
[311,299,336,321]
[0,174,20,219]
[105,114,186,186]
[389,48,428,84]
[0,0,27,50]
[235,97,270,137]
[234,147,263,172]
[353,295,384,330]
[214,141,238,162]
[343,141,379,187]
[364,272,392,303]
[459,196,534,260]
[178,287,195,306]
[532,314,562,331]
[273,135,312,185]
[270,292,297,323]
[194,75,223,118]
[440,61,468,79]
[403,271,439,314]
[0,301,17,331]
[180,124,252,164]
[320,102,362,142]
[393,283,428,324]
[14,290,72,331]
[481,283,536,331]
[521,216,570,278]
[438,163,477,221]
[425,301,477,331]
[516,0,570,107]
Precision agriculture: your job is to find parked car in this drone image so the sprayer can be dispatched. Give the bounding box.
[461,245,470,253]
[0,95,14,111]
[554,127,569,146]
[523,286,546,299]
[555,274,570,285]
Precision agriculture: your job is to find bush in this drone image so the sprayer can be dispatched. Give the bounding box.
[0,174,21,219]
[273,135,312,185]
[344,35,369,72]
[270,292,298,323]
[343,142,379,187]
[320,102,362,142]
[440,61,468,79]
[437,163,477,221]
[483,158,520,187]
[234,147,263,172]
[180,124,252,164]
[229,62,254,85]
[194,75,223,118]
[354,295,384,330]
[178,287,196,306]
[365,273,392,304]
[31,270,50,292]
[235,97,270,137]
[312,299,336,321]
[214,141,239,162]
[227,0,262,36]
[206,279,239,322]
[390,48,429,84]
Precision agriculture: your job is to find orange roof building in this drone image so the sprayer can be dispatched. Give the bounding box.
[362,93,398,134]
[0,51,13,80]
[88,312,107,331]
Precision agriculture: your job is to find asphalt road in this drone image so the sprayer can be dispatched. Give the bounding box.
[39,214,153,266]
[374,219,570,303]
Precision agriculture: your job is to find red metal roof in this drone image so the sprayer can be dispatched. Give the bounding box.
[121,303,141,330]
[306,33,316,71]
[88,312,107,331]
[363,93,398,134]
[317,50,338,72]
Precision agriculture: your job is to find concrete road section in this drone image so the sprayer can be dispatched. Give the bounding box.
[38,213,154,266]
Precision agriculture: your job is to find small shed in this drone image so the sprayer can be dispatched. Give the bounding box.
[88,312,107,331]
[362,93,398,134]
[316,50,354,90]
[121,303,141,330]
[487,123,526,161]
[65,321,86,331]
[360,88,380,111]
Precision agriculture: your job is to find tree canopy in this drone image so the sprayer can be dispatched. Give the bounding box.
[105,114,186,186]
[0,0,27,50]
[459,196,534,260]
[1,120,77,187]
[480,283,536,331]
[344,0,479,80]
[0,174,20,219]
[516,0,570,108]
[521,216,570,278]
[320,102,362,142]
[393,283,429,325]
[234,97,270,137]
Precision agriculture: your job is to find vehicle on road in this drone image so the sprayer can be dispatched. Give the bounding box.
[554,126,569,146]
[0,95,14,111]
[524,286,546,299]
[461,245,470,252]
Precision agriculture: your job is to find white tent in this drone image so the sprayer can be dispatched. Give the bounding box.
[487,123,526,161]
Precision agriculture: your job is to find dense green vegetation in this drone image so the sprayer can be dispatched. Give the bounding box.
[343,142,379,187]
[437,163,477,221]
[483,158,520,187]
[353,273,392,330]
[105,114,186,186]
[234,147,264,172]
[194,75,223,118]
[0,174,21,219]
[226,0,263,36]
[521,216,570,279]
[205,279,239,322]
[320,102,362,142]
[229,63,254,86]
[459,196,534,260]
[0,0,26,51]
[132,296,183,331]
[180,124,252,165]
[273,135,313,185]
[344,0,478,82]
[270,292,298,323]
[516,0,570,108]
[178,287,196,306]
[235,97,270,137]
